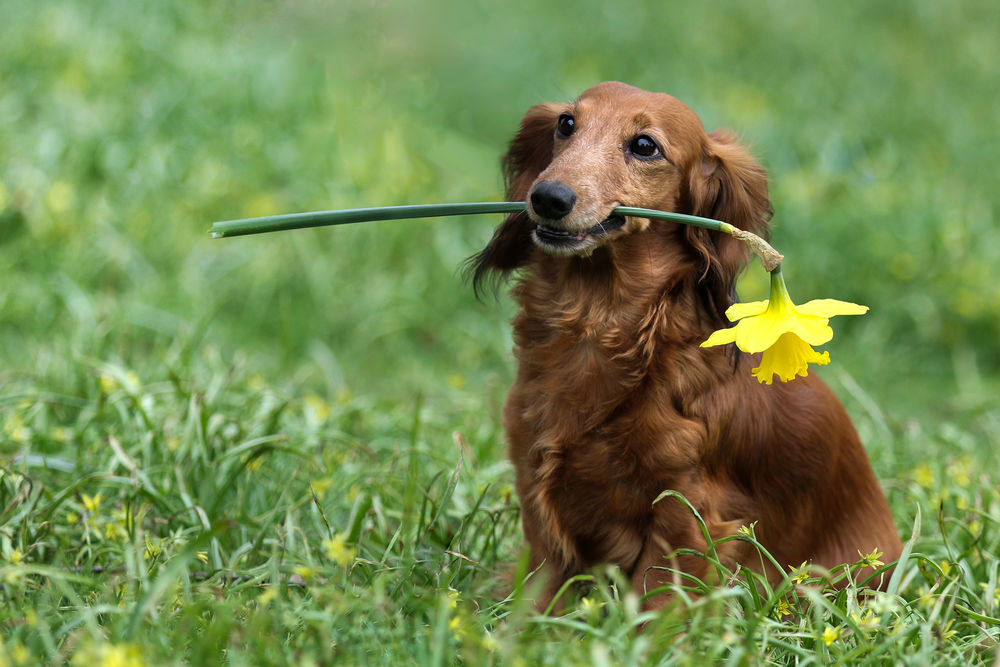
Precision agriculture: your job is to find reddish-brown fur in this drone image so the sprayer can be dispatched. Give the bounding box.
[469,82,900,608]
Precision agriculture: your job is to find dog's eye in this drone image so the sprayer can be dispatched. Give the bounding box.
[628,134,661,159]
[556,114,575,138]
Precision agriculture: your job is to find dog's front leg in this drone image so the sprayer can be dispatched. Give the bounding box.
[627,501,716,610]
[516,503,574,613]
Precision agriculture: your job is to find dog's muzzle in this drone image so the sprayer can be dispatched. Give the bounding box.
[534,216,627,246]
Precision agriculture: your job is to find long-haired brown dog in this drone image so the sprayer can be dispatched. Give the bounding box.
[468,82,900,608]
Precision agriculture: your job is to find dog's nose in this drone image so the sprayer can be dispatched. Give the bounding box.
[530,181,577,220]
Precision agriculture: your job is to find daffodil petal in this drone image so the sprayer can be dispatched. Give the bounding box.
[752,333,830,384]
[795,299,869,317]
[751,364,777,385]
[701,326,738,347]
[787,313,834,346]
[725,300,769,322]
[733,313,788,353]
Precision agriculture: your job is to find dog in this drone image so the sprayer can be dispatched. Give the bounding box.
[468,82,900,609]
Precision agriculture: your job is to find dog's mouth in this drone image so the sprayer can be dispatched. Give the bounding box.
[533,215,627,251]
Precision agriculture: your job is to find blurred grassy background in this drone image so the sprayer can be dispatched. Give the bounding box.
[2,0,998,411]
[2,0,998,415]
[1,0,999,661]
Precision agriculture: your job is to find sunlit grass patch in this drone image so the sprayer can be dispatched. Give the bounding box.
[2,354,998,663]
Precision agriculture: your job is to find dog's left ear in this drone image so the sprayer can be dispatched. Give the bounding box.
[465,103,562,298]
[683,129,773,320]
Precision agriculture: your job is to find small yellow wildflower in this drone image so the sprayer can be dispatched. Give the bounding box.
[102,507,129,541]
[66,512,78,525]
[45,181,76,215]
[124,371,141,393]
[9,550,22,566]
[195,551,209,565]
[292,565,317,583]
[702,270,867,384]
[858,548,885,569]
[911,463,935,489]
[144,537,163,561]
[82,493,103,514]
[917,587,935,608]
[447,589,460,610]
[773,598,793,619]
[257,587,277,606]
[11,642,30,666]
[947,456,973,487]
[116,583,128,608]
[99,375,119,394]
[4,415,29,444]
[580,596,604,623]
[449,615,463,640]
[938,619,957,641]
[480,632,499,651]
[978,581,1000,606]
[71,642,144,667]
[851,608,881,631]
[939,560,952,577]
[821,625,841,646]
[322,533,356,567]
[42,180,76,218]
[304,393,331,423]
[790,561,811,584]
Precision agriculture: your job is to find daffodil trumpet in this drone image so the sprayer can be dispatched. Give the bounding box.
[701,269,869,384]
[211,201,862,384]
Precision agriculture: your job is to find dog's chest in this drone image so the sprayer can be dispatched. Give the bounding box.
[508,306,707,566]
[527,420,700,570]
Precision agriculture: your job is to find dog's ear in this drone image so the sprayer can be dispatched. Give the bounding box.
[465,103,561,298]
[683,129,773,321]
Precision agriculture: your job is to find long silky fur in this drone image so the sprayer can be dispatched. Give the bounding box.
[466,83,900,609]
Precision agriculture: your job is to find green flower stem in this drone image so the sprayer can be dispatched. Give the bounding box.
[209,201,783,270]
[209,202,526,238]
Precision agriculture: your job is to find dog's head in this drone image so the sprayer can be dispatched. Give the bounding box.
[468,82,772,315]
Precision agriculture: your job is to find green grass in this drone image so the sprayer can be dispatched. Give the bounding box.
[2,0,999,664]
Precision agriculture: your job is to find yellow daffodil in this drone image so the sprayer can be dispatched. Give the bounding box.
[702,270,868,384]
